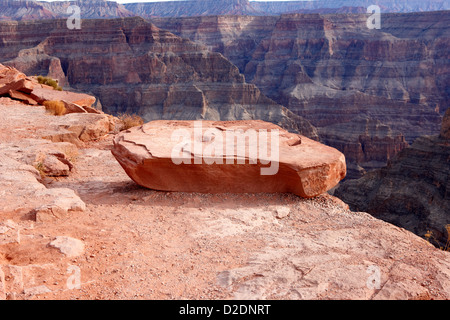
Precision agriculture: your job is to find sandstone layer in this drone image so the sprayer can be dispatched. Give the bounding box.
[111,120,346,198]
[335,109,450,247]
[0,17,318,140]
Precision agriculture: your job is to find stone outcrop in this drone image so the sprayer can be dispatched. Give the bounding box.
[111,120,346,198]
[153,11,448,177]
[335,109,450,247]
[0,18,318,140]
[0,64,96,110]
[319,118,409,178]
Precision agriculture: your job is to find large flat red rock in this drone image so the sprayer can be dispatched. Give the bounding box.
[112,120,346,198]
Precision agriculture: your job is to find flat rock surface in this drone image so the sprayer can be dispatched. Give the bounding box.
[112,120,346,198]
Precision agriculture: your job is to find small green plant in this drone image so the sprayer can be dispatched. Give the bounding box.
[118,113,144,130]
[37,75,63,91]
[43,100,66,116]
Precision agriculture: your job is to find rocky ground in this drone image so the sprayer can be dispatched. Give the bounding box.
[1,98,450,300]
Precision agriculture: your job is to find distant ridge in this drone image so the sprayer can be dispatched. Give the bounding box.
[0,0,448,21]
[124,0,450,18]
[0,0,134,20]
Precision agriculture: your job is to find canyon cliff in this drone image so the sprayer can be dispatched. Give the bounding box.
[153,11,448,177]
[335,108,450,248]
[124,0,449,17]
[0,17,318,139]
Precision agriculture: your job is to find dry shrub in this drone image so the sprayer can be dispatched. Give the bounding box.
[43,100,66,116]
[118,113,144,130]
[37,75,63,91]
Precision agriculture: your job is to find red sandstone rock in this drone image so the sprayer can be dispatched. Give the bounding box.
[112,120,346,198]
[0,64,97,110]
[7,90,38,105]
[0,64,25,84]
[0,78,34,95]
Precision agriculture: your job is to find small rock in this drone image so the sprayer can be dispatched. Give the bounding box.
[275,207,290,219]
[49,236,85,257]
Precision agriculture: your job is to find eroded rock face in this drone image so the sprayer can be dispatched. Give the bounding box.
[0,63,96,109]
[335,111,450,246]
[111,120,346,198]
[0,18,318,140]
[319,118,409,178]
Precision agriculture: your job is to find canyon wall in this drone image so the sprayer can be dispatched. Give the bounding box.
[0,17,318,139]
[335,108,450,247]
[124,0,450,17]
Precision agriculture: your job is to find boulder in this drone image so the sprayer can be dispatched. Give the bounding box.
[7,90,38,105]
[0,65,26,85]
[111,120,346,198]
[0,78,35,96]
[49,236,85,257]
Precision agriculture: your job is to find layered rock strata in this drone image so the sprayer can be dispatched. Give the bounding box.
[0,17,318,140]
[335,108,450,247]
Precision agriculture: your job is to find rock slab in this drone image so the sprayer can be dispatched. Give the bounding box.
[111,120,346,198]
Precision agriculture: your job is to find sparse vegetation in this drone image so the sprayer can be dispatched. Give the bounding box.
[118,113,145,130]
[43,100,66,116]
[34,161,47,179]
[36,75,63,91]
[424,225,450,252]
